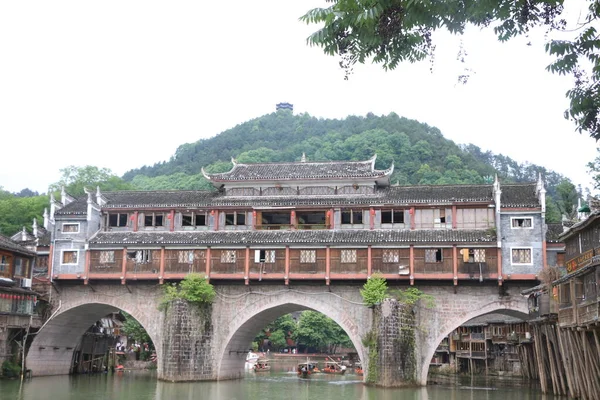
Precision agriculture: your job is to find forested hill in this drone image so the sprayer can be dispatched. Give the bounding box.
[122,110,566,197]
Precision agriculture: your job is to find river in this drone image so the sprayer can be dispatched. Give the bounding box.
[0,363,548,400]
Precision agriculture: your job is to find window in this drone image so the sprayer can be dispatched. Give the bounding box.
[178,250,195,264]
[182,212,208,226]
[0,255,10,273]
[99,251,115,264]
[144,213,164,227]
[341,209,363,224]
[461,249,486,263]
[425,249,443,263]
[14,258,23,276]
[62,223,79,233]
[221,250,236,263]
[511,217,533,228]
[341,250,357,263]
[62,250,78,264]
[108,213,129,227]
[225,212,246,226]
[511,248,532,264]
[383,249,400,263]
[255,250,276,263]
[136,250,152,264]
[300,250,316,263]
[381,209,404,224]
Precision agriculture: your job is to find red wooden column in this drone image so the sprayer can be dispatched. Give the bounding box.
[159,247,165,284]
[121,247,127,285]
[367,245,372,277]
[169,210,175,232]
[245,247,250,285]
[497,250,503,286]
[291,210,296,230]
[133,212,138,232]
[48,244,54,280]
[285,246,290,285]
[453,245,458,286]
[410,207,416,230]
[369,208,375,230]
[212,210,219,230]
[205,247,211,282]
[84,249,90,285]
[409,245,414,285]
[452,206,457,229]
[325,246,330,285]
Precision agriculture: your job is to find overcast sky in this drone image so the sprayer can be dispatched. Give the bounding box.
[1,1,598,194]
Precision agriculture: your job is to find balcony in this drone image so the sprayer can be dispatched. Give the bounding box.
[0,293,36,316]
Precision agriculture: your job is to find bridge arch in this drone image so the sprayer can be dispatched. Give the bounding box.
[213,286,371,380]
[27,284,163,377]
[419,293,530,384]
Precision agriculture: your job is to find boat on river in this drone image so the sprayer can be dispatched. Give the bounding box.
[253,359,271,372]
[354,362,363,376]
[322,361,346,375]
[246,351,260,364]
[297,361,319,378]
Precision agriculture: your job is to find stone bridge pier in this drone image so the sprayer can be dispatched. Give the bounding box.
[26,282,530,387]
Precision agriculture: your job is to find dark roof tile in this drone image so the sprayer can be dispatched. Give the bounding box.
[89,229,496,247]
[500,183,540,208]
[203,157,392,182]
[0,234,37,256]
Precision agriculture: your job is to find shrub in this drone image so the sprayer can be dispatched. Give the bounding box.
[1,359,21,378]
[159,273,216,310]
[360,274,388,307]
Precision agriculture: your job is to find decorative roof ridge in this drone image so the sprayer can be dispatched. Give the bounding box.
[388,183,493,189]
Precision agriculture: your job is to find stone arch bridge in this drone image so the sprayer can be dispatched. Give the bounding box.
[27,282,530,386]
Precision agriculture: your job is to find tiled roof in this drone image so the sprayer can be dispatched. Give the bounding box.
[89,229,496,247]
[203,156,392,182]
[102,190,220,209]
[558,211,600,241]
[462,313,525,326]
[55,197,89,216]
[56,182,540,211]
[385,185,493,203]
[546,223,565,243]
[99,185,497,209]
[500,183,540,208]
[0,234,37,256]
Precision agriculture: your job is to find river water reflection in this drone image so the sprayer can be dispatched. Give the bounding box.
[0,364,549,400]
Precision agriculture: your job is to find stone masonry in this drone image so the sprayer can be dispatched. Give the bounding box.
[26,281,529,386]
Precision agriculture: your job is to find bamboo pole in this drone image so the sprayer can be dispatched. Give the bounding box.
[533,325,549,393]
[568,330,585,399]
[582,330,600,397]
[571,330,590,400]
[543,325,559,395]
[548,324,567,395]
[556,327,577,399]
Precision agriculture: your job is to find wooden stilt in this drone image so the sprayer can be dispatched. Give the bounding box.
[556,326,577,399]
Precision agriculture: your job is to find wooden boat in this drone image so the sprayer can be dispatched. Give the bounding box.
[322,361,346,375]
[253,359,271,372]
[297,361,318,378]
[354,362,363,376]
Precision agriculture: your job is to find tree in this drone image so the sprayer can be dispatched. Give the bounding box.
[301,1,600,140]
[293,311,352,353]
[0,194,49,236]
[587,147,600,190]
[555,179,579,220]
[254,314,297,351]
[50,165,133,196]
[121,313,152,347]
